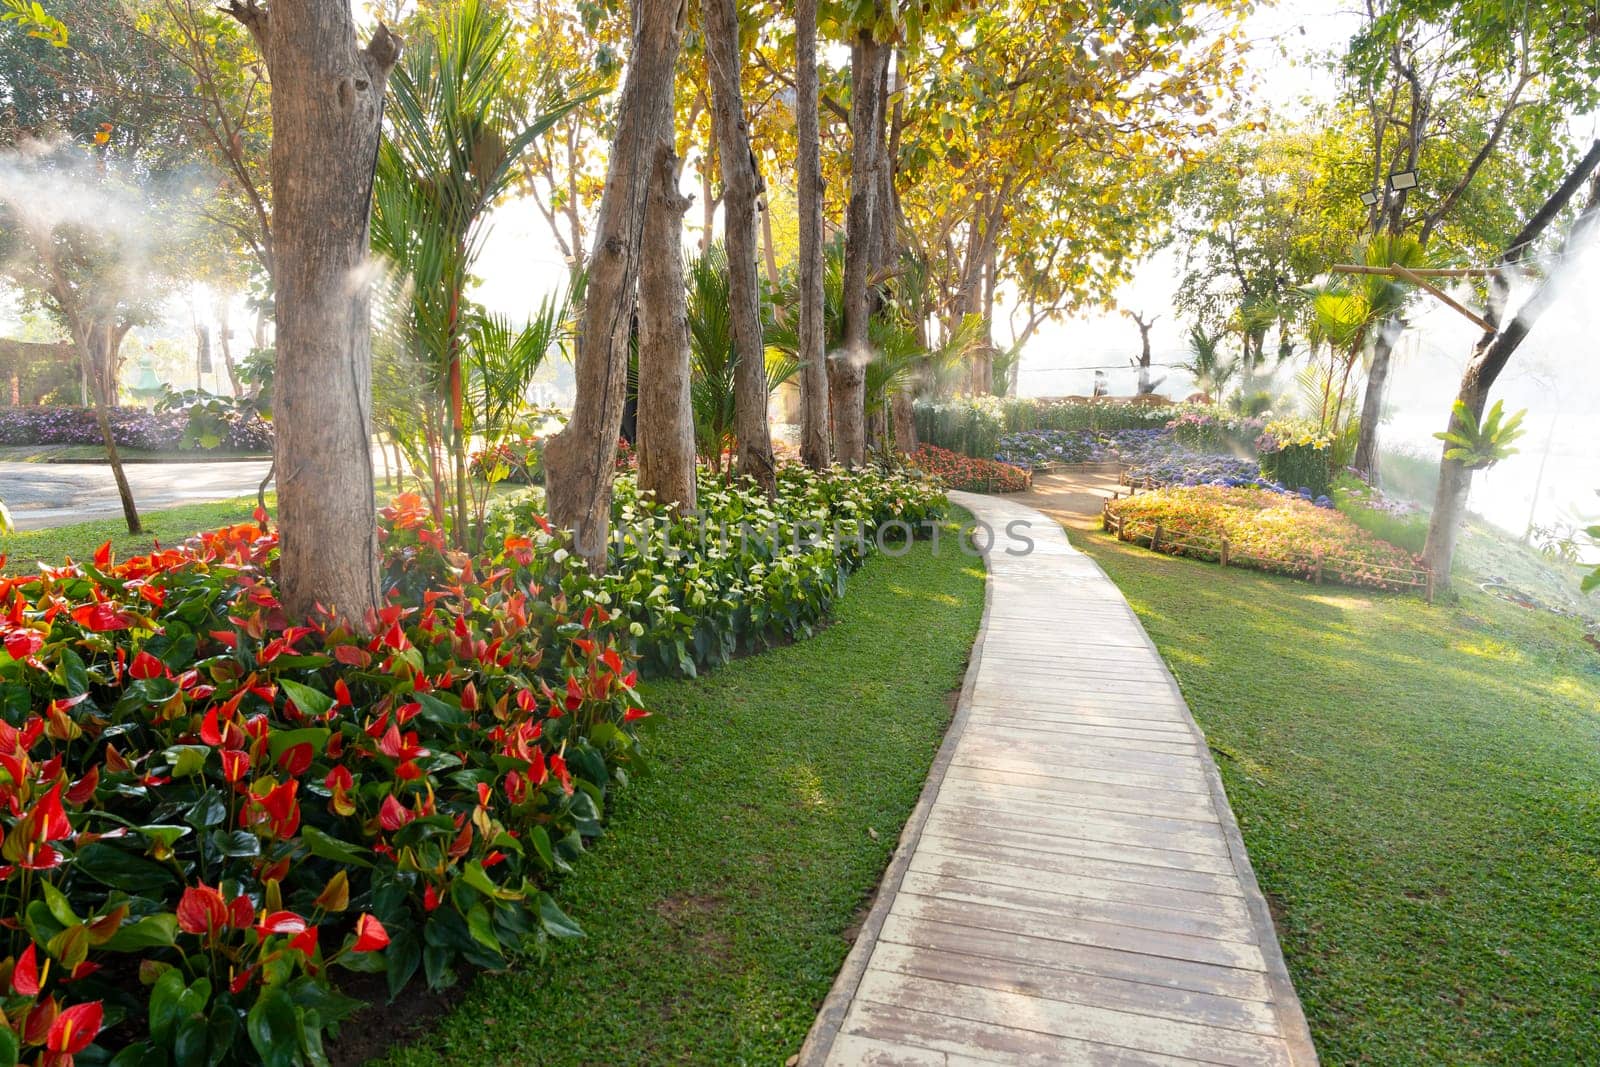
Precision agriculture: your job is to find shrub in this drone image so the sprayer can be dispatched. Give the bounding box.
[0,405,272,453]
[1256,418,1334,498]
[1107,485,1425,590]
[909,445,1030,493]
[470,436,544,484]
[0,513,647,1064]
[493,465,948,678]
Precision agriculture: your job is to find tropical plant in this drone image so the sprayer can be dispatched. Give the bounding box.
[1433,399,1526,470]
[370,0,578,549]
[1177,325,1236,397]
[685,244,797,471]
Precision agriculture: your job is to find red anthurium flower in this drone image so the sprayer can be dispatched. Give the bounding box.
[333,678,353,708]
[602,648,624,675]
[482,850,506,869]
[129,651,166,681]
[33,781,72,842]
[69,601,132,632]
[93,541,113,569]
[378,794,412,832]
[332,644,370,668]
[528,747,548,788]
[47,1000,103,1055]
[65,960,101,982]
[564,676,583,711]
[229,965,257,995]
[423,884,441,912]
[65,767,99,806]
[13,942,42,995]
[290,926,319,958]
[623,708,650,723]
[550,753,573,795]
[4,630,42,661]
[209,629,238,649]
[257,911,307,936]
[176,884,229,937]
[277,742,313,777]
[138,582,166,609]
[24,996,58,1046]
[324,766,353,791]
[199,707,224,747]
[351,914,389,953]
[219,749,250,783]
[229,894,254,930]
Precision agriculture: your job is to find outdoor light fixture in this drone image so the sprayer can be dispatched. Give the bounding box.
[1360,189,1380,207]
[1388,169,1419,191]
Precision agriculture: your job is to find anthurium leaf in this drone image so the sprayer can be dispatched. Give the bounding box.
[415,692,467,727]
[299,826,373,868]
[137,824,191,849]
[265,726,330,760]
[162,745,208,778]
[148,968,187,1045]
[278,679,335,720]
[246,986,300,1067]
[537,892,583,940]
[0,1026,17,1067]
[76,842,180,893]
[465,903,504,956]
[102,914,179,953]
[40,881,79,928]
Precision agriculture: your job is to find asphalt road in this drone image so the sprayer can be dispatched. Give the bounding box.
[0,460,274,530]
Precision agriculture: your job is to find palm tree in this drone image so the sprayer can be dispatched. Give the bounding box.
[685,244,798,471]
[1177,325,1237,398]
[369,0,581,547]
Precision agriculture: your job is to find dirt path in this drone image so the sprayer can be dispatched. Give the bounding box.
[1015,464,1126,536]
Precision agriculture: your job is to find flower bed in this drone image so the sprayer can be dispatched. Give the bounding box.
[0,462,942,1061]
[1104,486,1427,592]
[496,465,948,678]
[909,445,1030,493]
[0,406,272,453]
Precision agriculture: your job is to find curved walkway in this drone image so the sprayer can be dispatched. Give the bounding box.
[800,491,1316,1066]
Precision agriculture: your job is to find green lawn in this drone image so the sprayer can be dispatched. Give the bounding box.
[0,445,271,463]
[1,495,269,570]
[1076,530,1600,1064]
[369,517,984,1065]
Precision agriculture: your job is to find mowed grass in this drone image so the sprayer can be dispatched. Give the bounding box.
[1076,530,1600,1064]
[1,496,270,570]
[374,517,985,1066]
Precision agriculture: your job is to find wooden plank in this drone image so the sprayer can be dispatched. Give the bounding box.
[897,869,1255,944]
[907,849,1254,925]
[877,912,1274,1002]
[852,972,1291,1066]
[917,830,1244,897]
[960,718,1200,753]
[947,749,1211,794]
[867,941,1282,1036]
[924,810,1238,877]
[937,776,1221,827]
[944,765,1216,817]
[840,998,1194,1066]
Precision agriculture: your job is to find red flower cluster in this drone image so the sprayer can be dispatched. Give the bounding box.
[910,444,1031,493]
[0,502,650,1062]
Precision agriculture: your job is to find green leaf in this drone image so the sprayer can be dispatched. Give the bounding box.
[537,892,584,940]
[265,725,331,760]
[40,881,79,927]
[148,968,187,1045]
[278,679,335,720]
[415,692,467,727]
[299,826,373,868]
[246,986,300,1067]
[0,1025,17,1067]
[76,842,180,893]
[103,913,179,953]
[465,903,504,956]
[162,745,209,778]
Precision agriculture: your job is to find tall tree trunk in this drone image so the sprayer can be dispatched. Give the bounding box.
[759,199,780,284]
[77,322,141,533]
[543,0,685,567]
[834,25,886,469]
[1351,324,1396,479]
[795,0,830,471]
[1422,140,1600,588]
[226,0,399,624]
[217,299,244,397]
[703,0,776,493]
[635,131,697,512]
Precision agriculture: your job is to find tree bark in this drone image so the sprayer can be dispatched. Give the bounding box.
[834,25,887,469]
[217,299,243,398]
[795,0,830,471]
[703,0,776,493]
[79,322,141,533]
[635,140,697,512]
[543,0,685,567]
[1351,325,1395,479]
[1422,141,1600,588]
[227,0,399,624]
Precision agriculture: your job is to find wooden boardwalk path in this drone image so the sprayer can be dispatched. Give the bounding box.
[799,491,1317,1067]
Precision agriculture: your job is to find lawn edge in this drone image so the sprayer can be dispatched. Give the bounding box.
[795,505,994,1066]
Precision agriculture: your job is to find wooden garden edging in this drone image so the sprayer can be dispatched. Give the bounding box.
[1101,498,1435,602]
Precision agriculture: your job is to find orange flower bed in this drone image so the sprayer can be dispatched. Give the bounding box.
[1106,486,1427,592]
